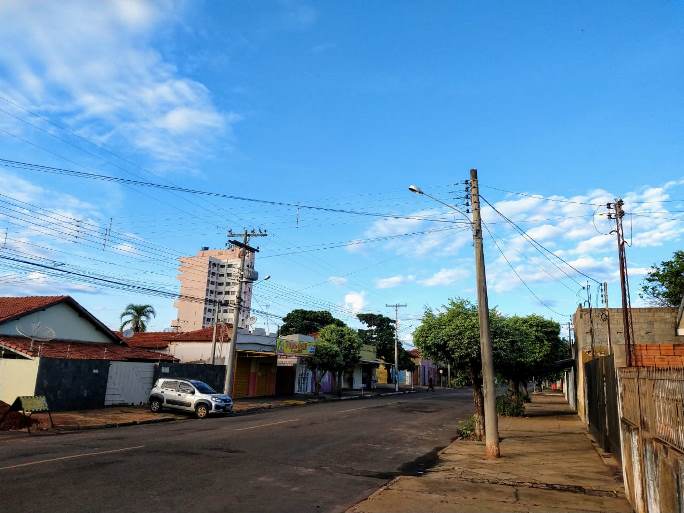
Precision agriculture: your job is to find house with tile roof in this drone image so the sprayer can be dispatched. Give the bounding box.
[0,295,175,410]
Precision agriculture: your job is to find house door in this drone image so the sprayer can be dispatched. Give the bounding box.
[276,366,296,396]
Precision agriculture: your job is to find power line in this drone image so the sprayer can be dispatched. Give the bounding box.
[479,194,602,286]
[0,157,467,225]
[479,185,604,206]
[481,220,569,318]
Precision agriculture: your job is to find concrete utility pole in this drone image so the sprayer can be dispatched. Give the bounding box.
[469,168,500,458]
[211,301,221,365]
[223,229,267,395]
[608,199,635,366]
[386,303,407,392]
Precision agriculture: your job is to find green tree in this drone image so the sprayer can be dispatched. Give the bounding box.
[318,324,362,395]
[280,309,345,336]
[357,313,415,381]
[120,304,156,333]
[639,250,684,307]
[306,341,342,396]
[413,299,487,439]
[495,315,566,401]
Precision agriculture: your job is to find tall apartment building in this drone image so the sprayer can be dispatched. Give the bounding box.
[171,246,257,332]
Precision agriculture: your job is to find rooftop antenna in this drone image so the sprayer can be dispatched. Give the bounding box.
[15,321,55,353]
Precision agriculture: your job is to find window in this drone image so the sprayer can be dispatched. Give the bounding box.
[161,380,179,391]
[217,282,224,287]
[178,382,194,394]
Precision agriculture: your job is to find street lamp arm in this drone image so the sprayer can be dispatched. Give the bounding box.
[408,185,472,225]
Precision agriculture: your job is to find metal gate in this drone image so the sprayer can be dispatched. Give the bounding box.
[105,362,156,406]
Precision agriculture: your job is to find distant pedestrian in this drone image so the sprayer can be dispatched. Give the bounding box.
[428,377,435,392]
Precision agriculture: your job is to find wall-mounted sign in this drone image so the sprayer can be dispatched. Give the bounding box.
[277,355,298,366]
[276,339,316,356]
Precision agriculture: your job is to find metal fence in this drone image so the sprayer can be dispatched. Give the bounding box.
[618,366,684,453]
[585,355,621,458]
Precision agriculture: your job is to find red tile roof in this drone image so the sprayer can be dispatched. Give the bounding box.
[172,325,232,342]
[408,348,421,358]
[0,296,68,323]
[123,324,233,348]
[0,336,176,362]
[116,331,177,349]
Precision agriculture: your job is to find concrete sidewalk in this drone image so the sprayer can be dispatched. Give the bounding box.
[348,393,631,513]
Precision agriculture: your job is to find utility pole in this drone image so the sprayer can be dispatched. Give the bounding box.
[586,282,595,358]
[223,229,267,395]
[602,282,613,355]
[386,303,407,392]
[211,301,220,365]
[608,199,635,366]
[469,168,500,458]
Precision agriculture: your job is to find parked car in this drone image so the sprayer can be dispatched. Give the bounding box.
[149,378,233,418]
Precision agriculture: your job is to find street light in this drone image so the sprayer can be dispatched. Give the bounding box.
[408,184,471,224]
[409,172,500,458]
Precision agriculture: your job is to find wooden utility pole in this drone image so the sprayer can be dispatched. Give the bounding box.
[469,168,500,458]
[603,282,613,355]
[223,229,267,395]
[608,199,634,366]
[386,303,407,392]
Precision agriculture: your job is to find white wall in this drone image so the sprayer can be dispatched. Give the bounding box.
[0,358,39,404]
[0,302,111,343]
[168,342,215,363]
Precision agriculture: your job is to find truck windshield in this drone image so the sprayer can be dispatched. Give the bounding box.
[190,380,217,394]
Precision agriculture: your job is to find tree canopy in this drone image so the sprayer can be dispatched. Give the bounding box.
[318,324,362,372]
[357,312,415,371]
[494,314,567,394]
[280,309,345,336]
[639,250,684,307]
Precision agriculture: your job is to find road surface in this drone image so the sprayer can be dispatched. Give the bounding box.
[0,389,472,513]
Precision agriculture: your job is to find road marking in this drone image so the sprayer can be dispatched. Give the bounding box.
[234,419,298,431]
[0,445,145,471]
[337,401,401,414]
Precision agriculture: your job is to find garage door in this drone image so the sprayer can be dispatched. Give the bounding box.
[105,362,156,406]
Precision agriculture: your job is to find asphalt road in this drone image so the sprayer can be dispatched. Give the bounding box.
[0,389,472,513]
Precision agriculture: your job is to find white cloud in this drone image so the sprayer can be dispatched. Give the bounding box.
[344,291,366,313]
[0,0,235,166]
[328,276,347,286]
[419,268,468,287]
[375,274,415,289]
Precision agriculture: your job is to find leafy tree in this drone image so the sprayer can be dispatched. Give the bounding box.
[357,313,415,380]
[494,315,565,401]
[639,250,684,307]
[280,309,345,336]
[120,304,156,333]
[306,341,342,396]
[413,299,487,439]
[318,324,362,395]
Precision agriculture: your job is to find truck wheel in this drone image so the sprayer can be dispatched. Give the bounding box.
[150,398,162,413]
[195,403,209,419]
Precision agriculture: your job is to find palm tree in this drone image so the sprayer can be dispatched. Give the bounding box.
[120,304,156,333]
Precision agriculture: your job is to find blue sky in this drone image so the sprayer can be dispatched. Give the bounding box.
[0,0,683,341]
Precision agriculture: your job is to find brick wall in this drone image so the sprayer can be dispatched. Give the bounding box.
[633,344,684,367]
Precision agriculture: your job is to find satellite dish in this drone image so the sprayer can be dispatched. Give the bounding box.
[16,321,56,352]
[122,328,134,338]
